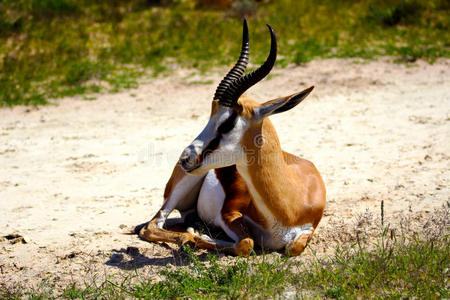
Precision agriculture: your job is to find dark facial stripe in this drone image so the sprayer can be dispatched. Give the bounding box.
[196,112,238,164]
[218,111,238,134]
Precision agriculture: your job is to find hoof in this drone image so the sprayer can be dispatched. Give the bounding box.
[138,227,158,243]
[138,227,149,240]
[285,233,310,256]
[179,233,196,246]
[234,238,254,256]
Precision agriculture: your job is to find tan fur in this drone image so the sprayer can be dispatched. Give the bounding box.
[163,164,186,204]
[241,114,325,228]
[237,95,257,118]
[139,94,326,256]
[211,100,219,116]
[233,96,325,255]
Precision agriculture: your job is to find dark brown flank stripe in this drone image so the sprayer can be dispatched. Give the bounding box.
[215,165,239,191]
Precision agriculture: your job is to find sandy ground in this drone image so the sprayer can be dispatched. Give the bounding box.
[0,58,449,291]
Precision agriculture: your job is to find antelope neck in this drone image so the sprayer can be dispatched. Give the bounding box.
[236,119,300,227]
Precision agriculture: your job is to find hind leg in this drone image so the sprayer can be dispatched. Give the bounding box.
[139,214,196,245]
[139,210,232,249]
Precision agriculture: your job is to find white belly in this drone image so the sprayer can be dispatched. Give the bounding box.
[197,170,226,226]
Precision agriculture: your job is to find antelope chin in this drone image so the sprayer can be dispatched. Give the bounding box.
[186,168,206,175]
[181,163,205,175]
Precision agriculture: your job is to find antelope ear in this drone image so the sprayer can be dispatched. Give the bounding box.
[253,86,314,121]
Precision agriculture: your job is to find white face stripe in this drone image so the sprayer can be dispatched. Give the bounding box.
[200,116,248,167]
[191,105,233,153]
[186,104,249,174]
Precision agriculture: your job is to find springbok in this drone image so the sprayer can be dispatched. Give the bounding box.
[139,20,326,256]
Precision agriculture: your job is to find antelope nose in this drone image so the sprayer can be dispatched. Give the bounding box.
[179,146,198,171]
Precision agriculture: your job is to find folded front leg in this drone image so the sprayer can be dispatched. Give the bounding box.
[220,211,254,256]
[139,211,196,245]
[139,164,207,245]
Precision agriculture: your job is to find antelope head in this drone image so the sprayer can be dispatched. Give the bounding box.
[179,20,314,174]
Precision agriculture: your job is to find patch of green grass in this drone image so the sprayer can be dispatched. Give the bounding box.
[0,0,449,106]
[138,248,293,298]
[302,236,449,298]
[293,39,331,64]
[188,79,214,85]
[366,0,423,27]
[2,225,448,299]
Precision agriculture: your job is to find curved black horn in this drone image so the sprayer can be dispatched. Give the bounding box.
[221,24,277,106]
[214,19,250,106]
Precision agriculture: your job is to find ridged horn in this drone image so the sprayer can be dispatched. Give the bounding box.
[214,19,250,106]
[221,24,277,106]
